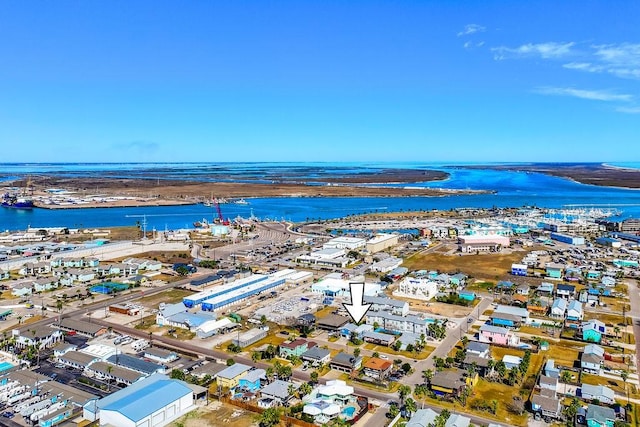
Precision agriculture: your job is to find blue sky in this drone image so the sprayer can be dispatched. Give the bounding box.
[0,1,639,163]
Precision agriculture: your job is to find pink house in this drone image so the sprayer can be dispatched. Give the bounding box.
[479,324,520,347]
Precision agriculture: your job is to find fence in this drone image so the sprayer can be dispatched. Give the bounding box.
[220,396,316,427]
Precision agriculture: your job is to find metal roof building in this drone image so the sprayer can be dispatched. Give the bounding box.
[84,373,195,427]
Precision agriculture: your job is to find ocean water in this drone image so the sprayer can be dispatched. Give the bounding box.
[1,163,640,231]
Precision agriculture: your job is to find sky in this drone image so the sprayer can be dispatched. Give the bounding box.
[0,0,639,163]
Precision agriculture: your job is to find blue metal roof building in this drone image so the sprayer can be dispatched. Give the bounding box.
[107,353,165,375]
[85,373,195,427]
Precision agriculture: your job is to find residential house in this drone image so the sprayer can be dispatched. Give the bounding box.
[330,352,362,373]
[340,323,373,339]
[238,368,265,392]
[466,342,490,358]
[550,298,568,318]
[430,369,476,398]
[364,295,409,316]
[259,380,298,407]
[586,404,616,427]
[516,284,530,295]
[490,305,529,328]
[19,261,51,276]
[279,339,316,359]
[57,351,100,370]
[215,363,252,389]
[449,273,467,289]
[33,278,59,293]
[67,268,95,283]
[546,263,564,280]
[586,270,602,281]
[537,282,555,296]
[53,343,78,358]
[556,284,576,299]
[582,320,606,343]
[362,330,395,346]
[502,355,522,370]
[0,267,9,280]
[539,375,558,392]
[479,324,521,347]
[462,354,491,377]
[301,346,331,366]
[315,380,355,405]
[11,283,33,297]
[579,384,615,405]
[531,389,562,420]
[445,414,471,427]
[601,276,616,287]
[316,314,350,332]
[567,300,584,321]
[362,357,393,381]
[581,344,605,374]
[56,318,107,338]
[544,360,560,378]
[406,409,438,427]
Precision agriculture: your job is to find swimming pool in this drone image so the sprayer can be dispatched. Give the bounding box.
[341,406,356,418]
[0,361,15,372]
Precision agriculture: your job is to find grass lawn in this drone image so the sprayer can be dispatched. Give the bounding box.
[164,328,195,341]
[402,251,531,281]
[134,314,157,330]
[244,334,286,352]
[581,373,640,399]
[137,289,193,306]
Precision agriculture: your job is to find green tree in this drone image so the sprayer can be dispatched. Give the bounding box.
[563,398,580,424]
[422,369,433,385]
[298,382,313,397]
[226,358,235,366]
[170,369,186,381]
[259,407,281,427]
[353,347,361,358]
[621,370,629,404]
[388,403,399,419]
[398,384,411,404]
[560,370,572,395]
[310,371,319,384]
[401,363,412,374]
[404,398,417,417]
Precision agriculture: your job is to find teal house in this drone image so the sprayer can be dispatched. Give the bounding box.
[582,320,605,343]
[279,339,315,358]
[586,404,615,427]
[459,291,476,301]
[546,263,563,279]
[586,270,601,281]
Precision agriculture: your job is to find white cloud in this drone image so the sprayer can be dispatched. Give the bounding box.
[616,106,640,114]
[463,41,472,49]
[476,41,485,47]
[457,24,486,37]
[492,42,575,60]
[560,43,640,80]
[537,87,633,102]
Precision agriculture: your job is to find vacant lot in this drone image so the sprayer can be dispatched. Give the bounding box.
[170,402,258,427]
[403,251,529,281]
[137,289,193,307]
[112,250,193,265]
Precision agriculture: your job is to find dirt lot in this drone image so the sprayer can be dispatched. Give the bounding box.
[112,250,193,265]
[137,289,193,307]
[386,293,473,317]
[402,250,531,281]
[170,402,258,427]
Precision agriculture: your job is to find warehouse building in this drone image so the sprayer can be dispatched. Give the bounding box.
[458,235,510,253]
[83,373,195,427]
[182,274,269,308]
[232,328,268,348]
[550,233,585,246]
[366,233,400,253]
[200,271,295,311]
[323,237,367,250]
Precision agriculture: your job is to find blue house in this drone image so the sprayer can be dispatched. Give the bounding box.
[238,368,265,392]
[586,271,601,281]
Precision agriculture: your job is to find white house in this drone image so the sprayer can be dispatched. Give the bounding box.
[566,300,583,321]
[550,298,567,318]
[579,384,615,405]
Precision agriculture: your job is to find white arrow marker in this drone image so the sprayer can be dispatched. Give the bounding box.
[343,282,371,324]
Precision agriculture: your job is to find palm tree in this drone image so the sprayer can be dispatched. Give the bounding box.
[287,383,297,402]
[404,397,417,417]
[560,370,572,395]
[422,369,433,385]
[621,370,629,404]
[258,407,281,427]
[398,384,411,404]
[56,300,63,313]
[310,371,319,384]
[265,366,274,383]
[106,365,113,391]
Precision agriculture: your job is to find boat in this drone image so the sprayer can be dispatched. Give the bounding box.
[233,198,249,205]
[1,193,34,209]
[193,218,210,228]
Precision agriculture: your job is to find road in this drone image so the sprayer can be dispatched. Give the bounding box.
[625,278,640,374]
